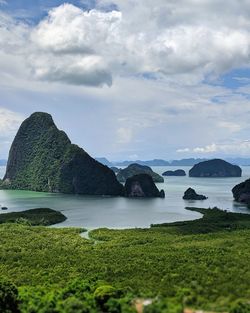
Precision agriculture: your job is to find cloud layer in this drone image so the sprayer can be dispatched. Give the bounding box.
[1,1,250,159]
[2,1,250,87]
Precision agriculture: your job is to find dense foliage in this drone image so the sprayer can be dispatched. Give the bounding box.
[2,112,123,196]
[152,207,250,234]
[0,208,67,226]
[0,208,250,312]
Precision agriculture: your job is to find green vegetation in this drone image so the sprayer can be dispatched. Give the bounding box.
[151,207,250,234]
[0,208,250,312]
[117,163,164,183]
[2,112,123,195]
[0,280,19,313]
[0,208,67,226]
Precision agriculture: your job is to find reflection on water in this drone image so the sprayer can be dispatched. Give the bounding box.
[0,166,249,229]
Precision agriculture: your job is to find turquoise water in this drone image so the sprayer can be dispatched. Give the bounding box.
[0,166,249,229]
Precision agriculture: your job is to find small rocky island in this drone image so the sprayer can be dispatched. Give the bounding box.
[2,112,124,196]
[183,188,207,200]
[162,169,186,176]
[189,159,242,177]
[117,163,164,183]
[232,179,250,204]
[125,174,165,198]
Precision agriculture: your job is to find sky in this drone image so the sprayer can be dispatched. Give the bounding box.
[1,1,250,161]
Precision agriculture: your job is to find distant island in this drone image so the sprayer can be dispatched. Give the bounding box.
[162,169,186,176]
[96,157,250,167]
[189,159,242,177]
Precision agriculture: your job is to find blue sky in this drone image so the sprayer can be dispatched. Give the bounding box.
[1,0,250,160]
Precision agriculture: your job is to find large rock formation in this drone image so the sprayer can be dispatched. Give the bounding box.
[162,169,186,176]
[232,179,250,204]
[117,163,164,183]
[125,174,165,198]
[2,112,124,196]
[183,188,207,200]
[189,159,242,177]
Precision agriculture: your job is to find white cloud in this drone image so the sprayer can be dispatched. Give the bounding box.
[116,127,133,144]
[177,141,250,156]
[0,107,23,135]
[2,2,250,87]
[176,148,190,153]
[193,143,217,153]
[218,121,242,133]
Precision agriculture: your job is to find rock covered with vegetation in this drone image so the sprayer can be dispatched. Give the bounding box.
[2,112,124,196]
[189,159,242,177]
[232,179,250,204]
[162,169,186,176]
[117,163,164,183]
[183,188,207,200]
[0,208,66,226]
[124,174,165,198]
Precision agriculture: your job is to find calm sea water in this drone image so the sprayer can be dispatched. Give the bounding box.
[0,166,249,229]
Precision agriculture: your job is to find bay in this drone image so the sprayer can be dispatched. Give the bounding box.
[0,165,249,229]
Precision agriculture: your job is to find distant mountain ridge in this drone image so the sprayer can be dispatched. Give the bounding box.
[96,157,250,167]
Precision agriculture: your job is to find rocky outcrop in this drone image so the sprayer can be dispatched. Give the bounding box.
[125,174,165,198]
[2,112,124,196]
[189,159,242,177]
[117,163,164,183]
[183,188,207,200]
[162,169,186,176]
[232,179,250,204]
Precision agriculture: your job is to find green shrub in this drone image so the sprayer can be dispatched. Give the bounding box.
[230,299,250,313]
[59,297,88,313]
[94,285,118,307]
[0,280,19,313]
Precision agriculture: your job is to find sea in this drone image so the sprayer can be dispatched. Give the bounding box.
[0,165,249,229]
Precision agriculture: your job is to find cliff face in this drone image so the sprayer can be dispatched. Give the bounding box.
[232,179,250,204]
[3,112,124,196]
[189,159,242,177]
[124,174,165,198]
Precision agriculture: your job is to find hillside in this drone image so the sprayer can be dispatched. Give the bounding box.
[2,112,123,196]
